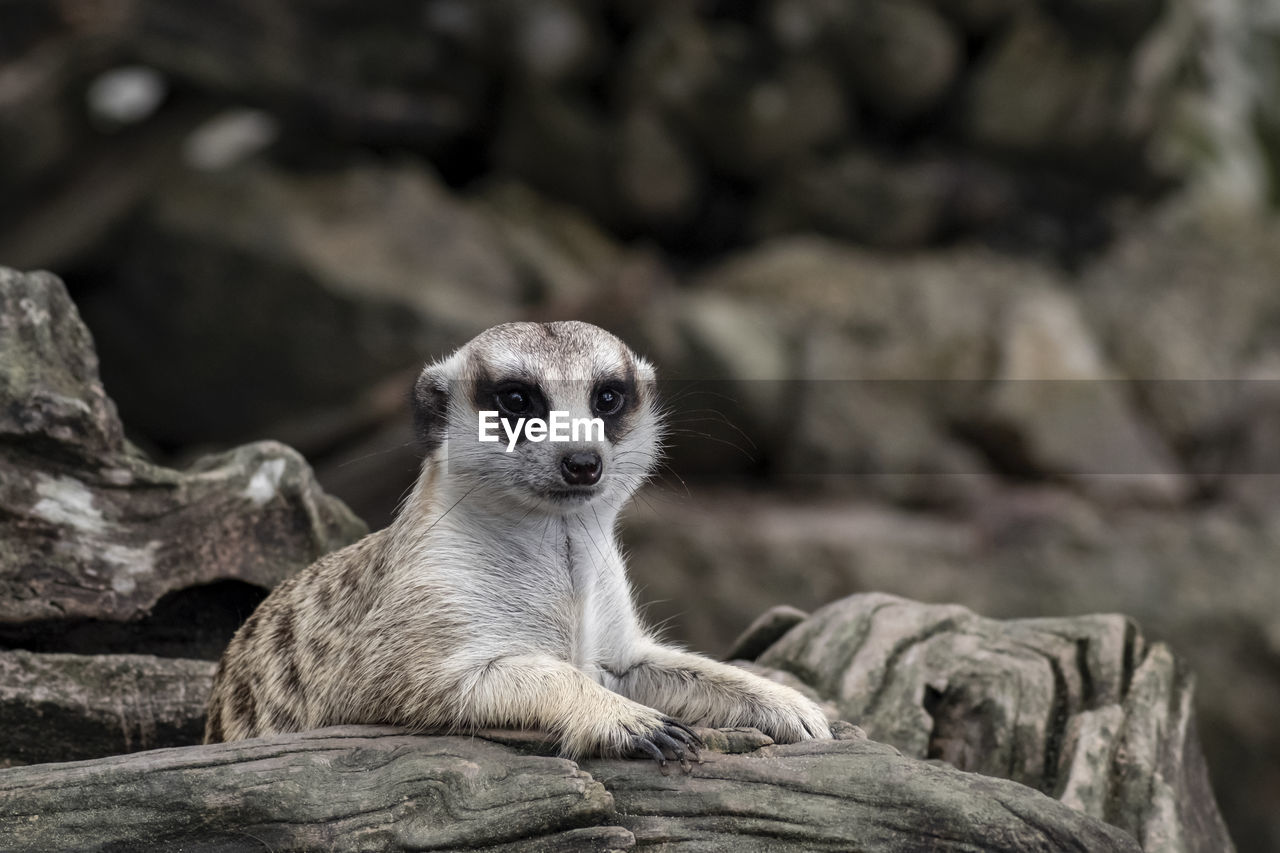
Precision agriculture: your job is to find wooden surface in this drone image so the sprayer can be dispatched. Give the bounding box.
[0,725,1141,852]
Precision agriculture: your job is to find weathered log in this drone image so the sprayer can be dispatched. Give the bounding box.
[0,650,215,766]
[0,267,366,654]
[0,728,629,852]
[0,594,1234,849]
[755,593,1235,853]
[0,725,1142,853]
[584,734,1141,852]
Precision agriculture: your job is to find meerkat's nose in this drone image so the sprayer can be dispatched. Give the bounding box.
[561,451,602,486]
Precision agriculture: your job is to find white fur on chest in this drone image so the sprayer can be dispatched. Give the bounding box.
[414,508,639,675]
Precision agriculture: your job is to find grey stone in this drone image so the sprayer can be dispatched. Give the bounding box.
[930,0,1020,35]
[839,0,962,122]
[494,86,620,228]
[615,107,702,225]
[77,160,526,447]
[961,11,1164,167]
[690,60,850,181]
[0,267,365,649]
[758,150,954,247]
[725,604,809,661]
[503,0,604,85]
[683,236,1188,503]
[755,593,1233,852]
[1080,212,1280,503]
[123,0,495,145]
[0,651,215,766]
[0,41,81,191]
[979,284,1187,503]
[1048,0,1165,45]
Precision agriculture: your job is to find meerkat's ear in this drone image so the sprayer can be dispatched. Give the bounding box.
[411,364,450,453]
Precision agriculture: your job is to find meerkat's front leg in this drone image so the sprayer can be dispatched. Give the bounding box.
[450,654,700,763]
[607,641,832,743]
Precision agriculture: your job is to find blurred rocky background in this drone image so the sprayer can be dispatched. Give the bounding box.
[2,0,1279,848]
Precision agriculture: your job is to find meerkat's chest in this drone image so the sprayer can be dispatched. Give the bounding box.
[562,531,620,678]
[457,520,625,676]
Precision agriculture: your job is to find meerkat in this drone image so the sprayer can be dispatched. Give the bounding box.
[205,321,832,764]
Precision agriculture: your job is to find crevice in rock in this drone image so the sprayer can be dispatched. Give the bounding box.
[0,580,267,660]
[865,617,960,715]
[1040,648,1071,796]
[1120,619,1139,699]
[1076,637,1097,709]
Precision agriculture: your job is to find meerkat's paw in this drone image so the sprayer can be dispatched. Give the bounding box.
[746,683,833,744]
[561,701,703,769]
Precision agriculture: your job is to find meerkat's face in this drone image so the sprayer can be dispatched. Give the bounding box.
[412,321,662,514]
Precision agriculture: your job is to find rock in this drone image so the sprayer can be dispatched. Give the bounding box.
[766,0,962,125]
[0,40,83,192]
[930,0,1020,35]
[978,284,1187,502]
[962,13,1146,169]
[0,267,365,654]
[502,0,604,85]
[0,4,133,195]
[622,289,793,479]
[122,0,496,146]
[674,239,995,500]
[615,107,702,226]
[1048,0,1165,46]
[0,725,1142,852]
[620,488,1272,850]
[1,268,122,457]
[725,604,809,661]
[616,7,719,126]
[0,102,210,273]
[0,0,1237,266]
[0,650,214,766]
[755,593,1232,852]
[676,236,1189,504]
[477,179,631,310]
[838,0,961,122]
[757,150,955,247]
[76,159,525,447]
[494,86,621,229]
[686,59,850,182]
[1079,212,1280,502]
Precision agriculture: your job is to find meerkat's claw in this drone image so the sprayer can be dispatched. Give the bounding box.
[651,728,690,762]
[629,717,702,772]
[633,735,669,769]
[664,718,704,750]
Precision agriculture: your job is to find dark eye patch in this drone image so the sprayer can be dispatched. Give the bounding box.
[473,374,548,447]
[593,385,625,416]
[496,384,537,417]
[592,370,639,442]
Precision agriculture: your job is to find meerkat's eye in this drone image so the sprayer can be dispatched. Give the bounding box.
[496,385,533,416]
[593,386,625,416]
